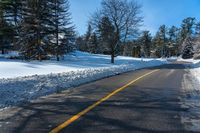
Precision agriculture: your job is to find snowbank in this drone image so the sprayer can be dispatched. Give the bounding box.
[0,51,167,108]
[189,60,200,86]
[177,57,200,83]
[181,59,200,131]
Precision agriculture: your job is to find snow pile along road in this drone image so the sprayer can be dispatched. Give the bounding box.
[181,59,200,131]
[0,51,167,108]
[189,61,200,83]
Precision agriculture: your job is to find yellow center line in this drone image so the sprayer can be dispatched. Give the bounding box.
[49,69,160,133]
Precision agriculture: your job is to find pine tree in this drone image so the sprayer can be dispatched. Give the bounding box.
[140,31,152,57]
[0,0,14,54]
[180,17,195,43]
[48,0,74,61]
[182,37,194,59]
[0,0,22,50]
[195,22,200,35]
[18,0,74,60]
[122,41,141,57]
[60,31,76,54]
[193,36,200,58]
[84,24,92,52]
[98,16,115,63]
[168,26,179,56]
[9,0,22,50]
[76,36,86,52]
[0,19,14,54]
[153,25,168,57]
[0,0,21,24]
[19,0,50,60]
[88,32,98,53]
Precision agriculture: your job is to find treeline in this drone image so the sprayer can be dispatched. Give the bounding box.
[1,0,200,63]
[0,0,75,61]
[77,16,200,61]
[77,17,200,58]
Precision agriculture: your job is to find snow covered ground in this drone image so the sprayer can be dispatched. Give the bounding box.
[188,61,200,84]
[181,59,200,131]
[180,58,200,86]
[0,51,167,108]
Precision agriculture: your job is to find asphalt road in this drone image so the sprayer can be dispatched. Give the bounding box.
[0,62,199,133]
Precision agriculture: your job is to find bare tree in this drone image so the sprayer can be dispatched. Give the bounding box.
[91,0,143,63]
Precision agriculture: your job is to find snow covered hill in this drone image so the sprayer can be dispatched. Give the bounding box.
[0,51,167,108]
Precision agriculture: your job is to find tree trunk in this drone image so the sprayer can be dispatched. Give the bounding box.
[55,0,59,61]
[2,49,5,54]
[111,52,115,63]
[56,54,60,61]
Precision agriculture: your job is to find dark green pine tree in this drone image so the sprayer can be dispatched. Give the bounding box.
[48,0,74,61]
[140,31,152,57]
[76,36,87,52]
[0,0,14,54]
[7,0,22,49]
[98,16,115,63]
[88,32,98,54]
[84,24,92,52]
[195,22,200,36]
[182,37,194,59]
[153,25,168,57]
[168,26,179,43]
[0,0,22,25]
[0,0,22,50]
[180,17,195,42]
[168,26,179,56]
[19,0,50,60]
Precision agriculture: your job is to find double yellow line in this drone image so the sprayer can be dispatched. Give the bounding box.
[49,69,159,133]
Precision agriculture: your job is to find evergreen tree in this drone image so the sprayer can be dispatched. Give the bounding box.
[0,0,22,50]
[60,32,76,54]
[88,32,98,54]
[123,41,141,57]
[180,17,195,42]
[18,0,51,60]
[18,0,74,61]
[9,0,22,49]
[182,37,194,59]
[168,26,179,56]
[195,22,200,35]
[76,36,86,52]
[193,36,200,58]
[49,0,74,61]
[140,31,152,57]
[98,16,115,63]
[0,19,14,54]
[0,0,22,24]
[153,25,168,57]
[168,26,179,43]
[0,0,14,54]
[84,24,92,52]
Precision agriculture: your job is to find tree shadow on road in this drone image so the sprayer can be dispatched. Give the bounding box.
[1,84,199,133]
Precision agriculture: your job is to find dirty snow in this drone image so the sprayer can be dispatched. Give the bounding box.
[0,51,167,108]
[181,59,200,131]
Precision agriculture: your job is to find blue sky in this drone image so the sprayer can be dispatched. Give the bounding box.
[69,0,200,35]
